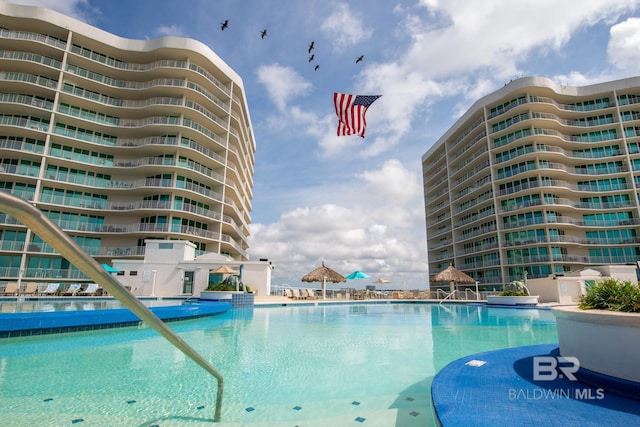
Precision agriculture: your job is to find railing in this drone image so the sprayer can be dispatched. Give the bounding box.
[438,289,457,304]
[0,192,224,422]
[465,288,480,301]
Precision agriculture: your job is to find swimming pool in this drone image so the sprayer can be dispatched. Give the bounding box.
[0,303,558,426]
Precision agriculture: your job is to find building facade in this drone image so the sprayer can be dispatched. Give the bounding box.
[111,240,272,298]
[423,76,640,291]
[0,2,256,292]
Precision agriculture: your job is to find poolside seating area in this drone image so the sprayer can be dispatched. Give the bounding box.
[279,287,432,300]
[1,282,103,297]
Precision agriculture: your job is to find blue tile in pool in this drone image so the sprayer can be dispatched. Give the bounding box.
[432,344,640,427]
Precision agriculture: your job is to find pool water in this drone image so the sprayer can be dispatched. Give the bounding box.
[0,303,558,426]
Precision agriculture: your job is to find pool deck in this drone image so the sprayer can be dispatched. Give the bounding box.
[432,343,640,427]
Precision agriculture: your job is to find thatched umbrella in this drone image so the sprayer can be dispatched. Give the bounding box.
[211,265,238,275]
[302,261,346,300]
[432,264,475,293]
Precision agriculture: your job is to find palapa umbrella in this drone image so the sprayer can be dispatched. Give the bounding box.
[373,278,391,284]
[211,265,239,275]
[432,264,475,293]
[302,261,346,300]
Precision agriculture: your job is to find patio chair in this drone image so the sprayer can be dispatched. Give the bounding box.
[22,282,39,296]
[1,282,19,296]
[291,288,302,300]
[42,283,60,296]
[61,283,82,296]
[80,283,100,296]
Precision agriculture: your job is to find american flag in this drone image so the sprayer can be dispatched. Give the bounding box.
[333,93,381,138]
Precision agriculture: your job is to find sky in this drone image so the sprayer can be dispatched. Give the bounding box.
[7,0,640,289]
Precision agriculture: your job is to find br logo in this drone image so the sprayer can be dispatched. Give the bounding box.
[533,356,579,381]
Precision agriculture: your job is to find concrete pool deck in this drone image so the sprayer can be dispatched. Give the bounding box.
[432,343,640,427]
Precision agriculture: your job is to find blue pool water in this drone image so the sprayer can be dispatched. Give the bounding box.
[0,303,558,426]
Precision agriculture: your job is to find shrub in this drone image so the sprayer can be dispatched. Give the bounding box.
[205,282,252,292]
[206,282,237,291]
[579,278,640,313]
[498,289,529,297]
[498,280,529,296]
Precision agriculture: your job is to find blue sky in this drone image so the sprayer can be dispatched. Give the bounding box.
[9,0,640,288]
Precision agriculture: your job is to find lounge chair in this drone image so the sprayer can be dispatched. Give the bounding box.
[1,282,19,296]
[22,283,39,296]
[283,289,293,299]
[306,289,317,300]
[80,283,100,296]
[61,283,82,296]
[291,288,302,300]
[42,283,60,296]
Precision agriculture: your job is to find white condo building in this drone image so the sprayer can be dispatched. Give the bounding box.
[0,2,257,292]
[423,76,640,291]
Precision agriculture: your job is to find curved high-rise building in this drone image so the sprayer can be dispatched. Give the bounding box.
[423,76,640,290]
[0,2,255,287]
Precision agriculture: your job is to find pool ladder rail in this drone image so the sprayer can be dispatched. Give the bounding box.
[0,192,224,422]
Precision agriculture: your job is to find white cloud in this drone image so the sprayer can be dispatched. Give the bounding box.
[155,24,186,37]
[608,17,640,71]
[356,159,421,204]
[256,63,312,111]
[248,202,428,287]
[352,0,640,153]
[248,159,428,287]
[7,0,95,21]
[320,3,373,52]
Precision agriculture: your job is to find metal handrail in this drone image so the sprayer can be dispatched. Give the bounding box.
[438,289,457,305]
[0,192,224,422]
[465,288,480,301]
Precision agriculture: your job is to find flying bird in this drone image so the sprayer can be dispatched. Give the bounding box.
[314,65,320,71]
[308,41,315,53]
[355,55,364,64]
[308,54,315,62]
[220,20,229,31]
[261,29,267,39]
